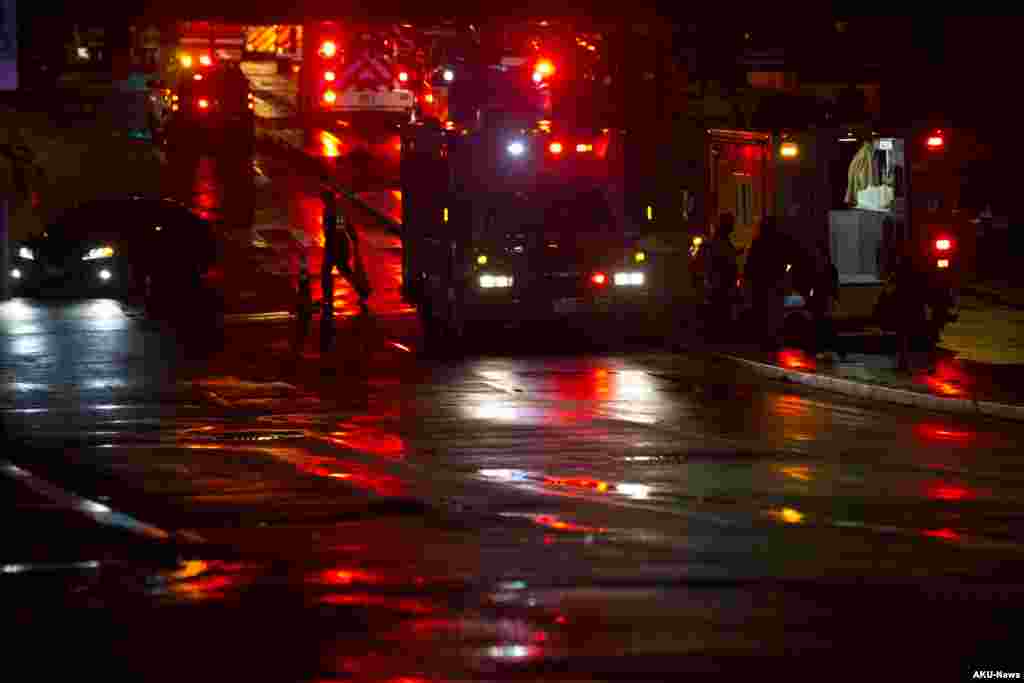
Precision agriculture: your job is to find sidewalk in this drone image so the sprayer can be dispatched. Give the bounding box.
[716,317,1024,422]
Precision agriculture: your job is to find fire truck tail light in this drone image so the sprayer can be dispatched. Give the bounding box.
[591,272,608,286]
[548,142,564,154]
[197,98,210,109]
[927,134,945,149]
[319,40,337,58]
[937,259,950,269]
[935,238,953,251]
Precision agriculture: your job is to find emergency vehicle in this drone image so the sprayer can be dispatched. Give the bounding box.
[689,116,964,349]
[299,22,416,123]
[400,23,665,349]
[175,21,245,70]
[244,25,303,74]
[160,60,256,148]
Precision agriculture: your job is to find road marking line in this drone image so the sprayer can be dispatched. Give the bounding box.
[1,460,173,542]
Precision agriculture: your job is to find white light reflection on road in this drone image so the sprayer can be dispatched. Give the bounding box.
[616,483,652,500]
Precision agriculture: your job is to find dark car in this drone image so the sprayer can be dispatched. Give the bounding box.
[11,197,219,306]
[162,62,255,146]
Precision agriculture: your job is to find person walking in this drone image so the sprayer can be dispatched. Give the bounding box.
[320,190,371,351]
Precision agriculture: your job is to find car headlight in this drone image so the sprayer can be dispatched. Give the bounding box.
[479,274,514,289]
[613,271,645,286]
[17,246,35,261]
[83,246,115,261]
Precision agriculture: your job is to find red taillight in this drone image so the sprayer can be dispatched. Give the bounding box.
[193,73,203,81]
[548,141,564,154]
[319,40,337,58]
[323,70,336,82]
[927,134,944,149]
[935,238,952,251]
[198,54,212,67]
[398,71,409,82]
[197,98,210,109]
[591,272,607,286]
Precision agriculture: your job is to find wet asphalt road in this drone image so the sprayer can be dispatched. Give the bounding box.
[3,81,1024,678]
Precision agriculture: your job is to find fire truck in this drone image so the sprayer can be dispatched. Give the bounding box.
[299,22,418,124]
[400,22,666,350]
[688,114,965,349]
[244,25,303,74]
[175,21,245,68]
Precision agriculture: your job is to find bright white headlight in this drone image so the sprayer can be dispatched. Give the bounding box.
[506,141,525,157]
[83,246,115,261]
[18,247,34,261]
[479,274,513,289]
[614,271,645,286]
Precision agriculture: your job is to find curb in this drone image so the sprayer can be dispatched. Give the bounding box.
[258,126,403,236]
[719,353,1024,423]
[961,285,1024,312]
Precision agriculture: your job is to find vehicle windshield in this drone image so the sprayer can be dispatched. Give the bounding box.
[488,187,617,236]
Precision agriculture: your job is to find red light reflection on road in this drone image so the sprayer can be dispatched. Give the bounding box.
[320,130,342,158]
[924,528,962,542]
[326,423,405,458]
[916,424,974,443]
[926,482,973,501]
[772,394,810,417]
[321,593,434,614]
[300,458,405,496]
[916,360,970,398]
[544,476,610,493]
[529,514,606,533]
[316,568,383,586]
[778,349,816,371]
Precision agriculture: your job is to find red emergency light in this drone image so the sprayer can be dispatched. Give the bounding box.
[197,98,210,110]
[591,272,607,286]
[323,70,336,82]
[533,58,555,83]
[398,71,409,82]
[322,89,337,104]
[198,54,213,67]
[935,237,953,252]
[548,141,564,154]
[926,132,945,149]
[319,40,338,58]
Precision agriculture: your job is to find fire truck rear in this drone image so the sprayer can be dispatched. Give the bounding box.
[400,24,666,350]
[300,22,416,124]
